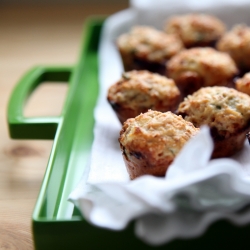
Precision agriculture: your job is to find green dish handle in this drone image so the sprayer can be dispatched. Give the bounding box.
[7,66,72,140]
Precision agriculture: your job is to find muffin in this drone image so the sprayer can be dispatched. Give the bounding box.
[217,24,250,74]
[119,110,200,179]
[164,13,226,48]
[177,86,250,158]
[107,70,181,124]
[167,47,238,98]
[116,26,184,75]
[235,72,250,95]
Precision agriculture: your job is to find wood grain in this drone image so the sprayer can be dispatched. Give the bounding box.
[0,2,128,249]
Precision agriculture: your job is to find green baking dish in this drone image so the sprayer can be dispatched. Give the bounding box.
[7,17,250,250]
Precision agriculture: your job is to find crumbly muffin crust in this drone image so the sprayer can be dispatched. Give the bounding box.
[167,47,238,97]
[119,110,199,179]
[117,26,184,64]
[235,72,250,95]
[177,86,250,138]
[108,70,180,123]
[217,24,250,72]
[164,13,226,48]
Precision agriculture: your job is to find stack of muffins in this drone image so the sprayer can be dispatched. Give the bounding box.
[107,13,250,180]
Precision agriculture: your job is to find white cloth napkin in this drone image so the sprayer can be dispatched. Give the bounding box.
[69,0,250,245]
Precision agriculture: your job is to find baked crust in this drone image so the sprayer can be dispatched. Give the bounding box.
[119,110,199,179]
[167,47,238,97]
[217,24,250,73]
[164,13,226,48]
[108,70,181,123]
[117,26,184,74]
[235,72,250,95]
[177,86,250,157]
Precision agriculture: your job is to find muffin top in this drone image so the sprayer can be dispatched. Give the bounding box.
[167,47,238,87]
[235,72,250,95]
[177,86,250,137]
[107,70,180,111]
[217,24,250,70]
[119,110,199,162]
[164,13,226,47]
[117,26,184,63]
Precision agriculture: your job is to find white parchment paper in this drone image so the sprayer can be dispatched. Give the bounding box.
[69,0,250,245]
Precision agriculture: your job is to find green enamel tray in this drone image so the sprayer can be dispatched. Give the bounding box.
[7,18,250,250]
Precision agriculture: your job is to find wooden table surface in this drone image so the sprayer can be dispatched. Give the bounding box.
[0,2,128,249]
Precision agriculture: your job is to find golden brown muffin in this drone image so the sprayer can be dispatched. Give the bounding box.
[167,47,238,98]
[116,26,184,75]
[107,70,181,124]
[164,13,226,48]
[235,72,250,95]
[177,86,250,158]
[119,110,199,179]
[217,24,250,74]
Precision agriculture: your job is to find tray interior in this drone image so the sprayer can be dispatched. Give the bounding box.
[33,19,102,222]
